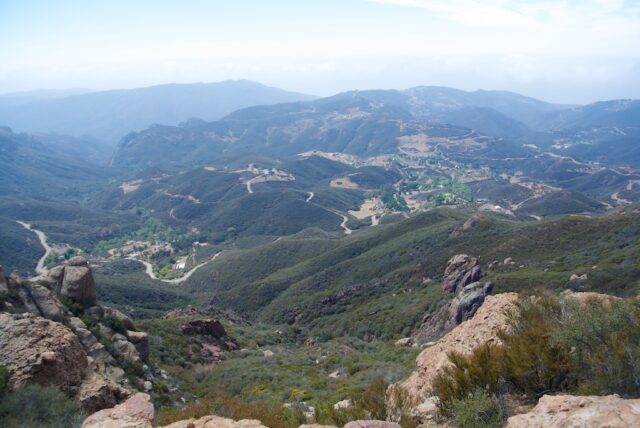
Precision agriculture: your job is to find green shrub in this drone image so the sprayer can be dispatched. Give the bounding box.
[0,365,8,397]
[434,294,640,421]
[450,388,506,428]
[350,376,388,420]
[104,315,127,335]
[0,384,82,428]
[551,297,640,396]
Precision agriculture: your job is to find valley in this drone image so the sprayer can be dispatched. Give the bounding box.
[1,82,640,428]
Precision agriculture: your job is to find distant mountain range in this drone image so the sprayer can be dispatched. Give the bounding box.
[0,80,316,144]
[110,85,640,169]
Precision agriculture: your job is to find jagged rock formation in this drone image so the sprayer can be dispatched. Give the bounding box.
[0,258,154,413]
[399,292,520,404]
[442,254,485,293]
[413,254,493,342]
[506,394,640,427]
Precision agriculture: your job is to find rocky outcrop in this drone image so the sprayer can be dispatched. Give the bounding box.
[506,394,640,427]
[442,254,485,293]
[82,392,155,428]
[414,255,493,342]
[0,312,88,395]
[45,256,97,305]
[164,303,250,325]
[181,319,226,337]
[399,293,520,403]
[0,259,156,413]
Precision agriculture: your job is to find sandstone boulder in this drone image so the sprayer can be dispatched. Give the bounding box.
[0,312,88,395]
[442,254,485,293]
[399,293,520,403]
[62,264,97,305]
[24,283,67,321]
[506,394,640,427]
[299,425,337,428]
[343,422,400,428]
[127,330,150,361]
[113,339,142,364]
[181,319,226,337]
[78,371,130,413]
[44,257,97,305]
[161,415,268,428]
[82,392,155,428]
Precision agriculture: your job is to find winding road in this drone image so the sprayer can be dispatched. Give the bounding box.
[130,251,223,284]
[16,221,52,280]
[338,214,353,235]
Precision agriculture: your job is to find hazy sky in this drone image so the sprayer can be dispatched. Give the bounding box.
[1,0,639,103]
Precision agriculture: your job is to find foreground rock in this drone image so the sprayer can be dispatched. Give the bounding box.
[506,394,640,427]
[399,292,520,403]
[82,392,155,428]
[0,259,155,413]
[343,422,400,428]
[0,313,87,395]
[162,415,268,428]
[84,394,400,428]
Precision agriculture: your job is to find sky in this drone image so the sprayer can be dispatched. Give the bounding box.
[0,0,639,104]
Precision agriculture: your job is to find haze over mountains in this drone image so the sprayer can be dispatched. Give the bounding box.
[0,80,316,146]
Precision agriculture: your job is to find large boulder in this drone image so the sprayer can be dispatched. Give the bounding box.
[399,293,520,403]
[506,394,640,427]
[442,254,485,293]
[82,392,155,428]
[62,265,97,305]
[45,257,96,305]
[343,422,400,428]
[77,371,130,414]
[24,283,68,322]
[181,319,226,337]
[127,330,150,361]
[162,415,268,428]
[0,312,88,395]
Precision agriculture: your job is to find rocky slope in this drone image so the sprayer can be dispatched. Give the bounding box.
[0,257,156,412]
[400,292,520,405]
[506,394,640,427]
